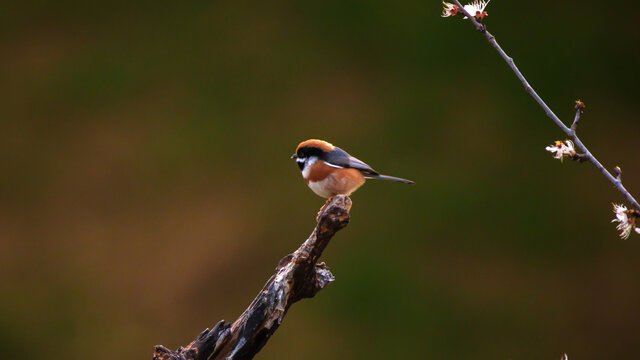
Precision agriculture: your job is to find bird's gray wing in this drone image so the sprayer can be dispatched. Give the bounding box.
[324,147,379,177]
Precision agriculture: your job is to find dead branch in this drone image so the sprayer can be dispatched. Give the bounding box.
[153,195,352,360]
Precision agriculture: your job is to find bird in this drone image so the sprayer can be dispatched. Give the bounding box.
[292,139,414,198]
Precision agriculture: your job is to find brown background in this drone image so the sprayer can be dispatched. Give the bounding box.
[2,1,640,359]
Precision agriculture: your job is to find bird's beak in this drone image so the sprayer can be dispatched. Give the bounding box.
[291,154,297,160]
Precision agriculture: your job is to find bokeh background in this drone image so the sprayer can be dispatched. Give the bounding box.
[2,1,640,359]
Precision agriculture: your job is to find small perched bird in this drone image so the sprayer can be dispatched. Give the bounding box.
[292,139,414,198]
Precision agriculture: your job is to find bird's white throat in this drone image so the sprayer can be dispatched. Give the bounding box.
[300,156,317,178]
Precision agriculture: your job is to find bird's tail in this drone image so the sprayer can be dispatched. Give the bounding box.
[369,174,415,184]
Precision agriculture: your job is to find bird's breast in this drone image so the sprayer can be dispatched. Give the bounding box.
[305,165,366,198]
[303,160,335,184]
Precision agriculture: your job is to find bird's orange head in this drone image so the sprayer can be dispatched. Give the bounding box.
[294,139,335,155]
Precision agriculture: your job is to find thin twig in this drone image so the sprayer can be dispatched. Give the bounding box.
[615,166,623,182]
[570,101,583,133]
[450,0,640,210]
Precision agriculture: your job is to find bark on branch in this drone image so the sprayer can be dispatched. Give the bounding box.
[153,195,352,360]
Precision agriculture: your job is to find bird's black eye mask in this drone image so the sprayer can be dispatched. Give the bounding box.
[297,147,324,159]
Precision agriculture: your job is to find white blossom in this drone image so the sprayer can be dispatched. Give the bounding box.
[612,203,639,239]
[442,0,490,20]
[613,204,628,222]
[545,140,576,162]
[463,0,491,20]
[441,2,460,17]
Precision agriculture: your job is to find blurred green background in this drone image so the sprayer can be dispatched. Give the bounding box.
[2,1,640,359]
